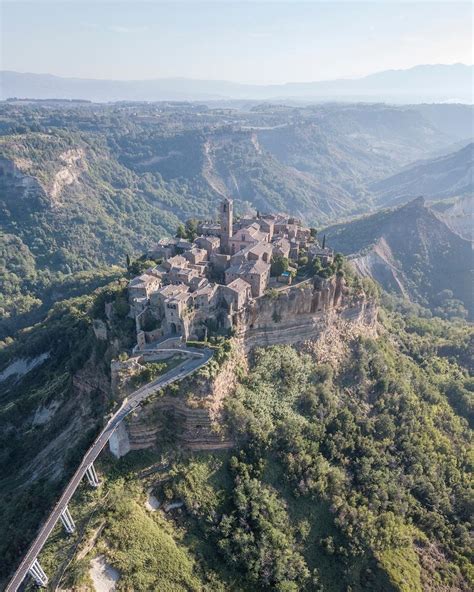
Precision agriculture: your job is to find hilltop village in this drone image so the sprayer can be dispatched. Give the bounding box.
[128,198,335,347]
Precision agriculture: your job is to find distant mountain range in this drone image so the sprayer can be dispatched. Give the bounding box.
[1,64,473,103]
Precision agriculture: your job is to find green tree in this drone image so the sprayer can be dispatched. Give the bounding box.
[271,256,289,277]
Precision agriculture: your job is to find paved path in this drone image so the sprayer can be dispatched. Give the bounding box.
[5,347,213,592]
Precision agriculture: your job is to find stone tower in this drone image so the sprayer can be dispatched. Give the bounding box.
[220,197,233,253]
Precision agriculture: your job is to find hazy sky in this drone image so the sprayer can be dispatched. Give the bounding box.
[1,1,472,83]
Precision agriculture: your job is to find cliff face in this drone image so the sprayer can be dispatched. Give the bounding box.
[114,344,247,456]
[324,198,473,317]
[234,276,377,349]
[115,281,378,456]
[432,194,472,241]
[0,142,86,207]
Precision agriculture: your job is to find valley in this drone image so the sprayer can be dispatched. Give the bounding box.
[0,99,472,592]
[0,101,472,338]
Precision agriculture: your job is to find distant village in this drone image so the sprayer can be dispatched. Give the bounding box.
[128,198,334,347]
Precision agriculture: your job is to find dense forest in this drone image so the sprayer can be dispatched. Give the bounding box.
[138,306,472,591]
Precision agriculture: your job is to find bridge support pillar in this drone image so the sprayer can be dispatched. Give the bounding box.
[85,462,100,488]
[28,559,48,587]
[109,422,131,459]
[60,504,76,534]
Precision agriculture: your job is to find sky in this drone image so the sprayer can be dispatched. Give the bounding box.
[1,1,472,84]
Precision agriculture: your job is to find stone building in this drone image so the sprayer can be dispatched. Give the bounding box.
[150,238,178,261]
[220,197,233,254]
[128,273,162,299]
[184,247,208,265]
[128,196,315,345]
[195,235,220,256]
[273,237,291,259]
[228,224,269,256]
[222,278,253,312]
[225,260,271,297]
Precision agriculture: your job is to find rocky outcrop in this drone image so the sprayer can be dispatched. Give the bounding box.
[351,237,410,299]
[115,343,246,456]
[233,275,376,350]
[17,354,111,484]
[49,149,86,204]
[0,156,45,201]
[117,283,377,456]
[125,396,234,452]
[433,194,472,241]
[109,422,131,458]
[0,147,86,206]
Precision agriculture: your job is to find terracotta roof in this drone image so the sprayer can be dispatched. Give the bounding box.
[129,273,160,288]
[187,247,207,256]
[156,283,188,297]
[226,278,252,294]
[232,225,268,243]
[248,242,273,257]
[190,277,208,290]
[194,283,218,297]
[166,255,188,268]
[227,260,270,276]
[172,292,192,303]
[156,237,178,246]
[196,235,220,245]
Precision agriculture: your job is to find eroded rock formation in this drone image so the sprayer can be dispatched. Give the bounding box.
[114,279,377,457]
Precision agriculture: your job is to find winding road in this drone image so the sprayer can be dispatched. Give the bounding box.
[5,347,214,592]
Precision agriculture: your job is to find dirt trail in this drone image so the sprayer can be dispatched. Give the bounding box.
[89,556,119,592]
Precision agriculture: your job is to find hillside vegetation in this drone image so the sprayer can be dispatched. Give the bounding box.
[324,198,473,319]
[0,275,136,582]
[16,304,473,592]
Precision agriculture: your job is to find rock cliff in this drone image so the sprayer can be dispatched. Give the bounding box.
[113,344,247,456]
[235,275,377,349]
[324,198,473,317]
[115,279,377,456]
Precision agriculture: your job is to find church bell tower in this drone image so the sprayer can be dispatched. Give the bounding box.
[220,197,233,253]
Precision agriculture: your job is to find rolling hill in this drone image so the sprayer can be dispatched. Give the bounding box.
[372,143,473,207]
[324,197,473,318]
